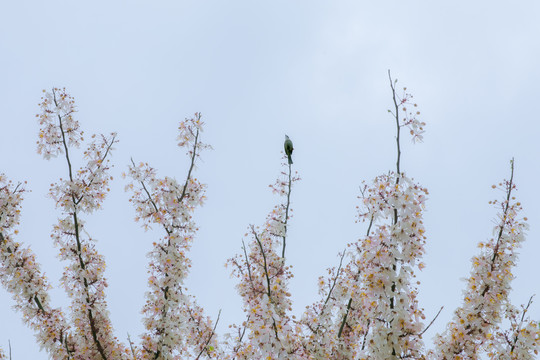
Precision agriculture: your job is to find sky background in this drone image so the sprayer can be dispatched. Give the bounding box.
[1,1,540,358]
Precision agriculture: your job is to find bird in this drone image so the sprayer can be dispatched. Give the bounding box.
[284,135,294,165]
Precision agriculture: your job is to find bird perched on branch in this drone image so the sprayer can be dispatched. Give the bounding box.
[284,135,294,165]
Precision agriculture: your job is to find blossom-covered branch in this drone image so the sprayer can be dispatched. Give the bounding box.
[432,160,540,358]
[227,161,300,359]
[0,176,77,359]
[487,296,539,359]
[38,88,125,359]
[125,113,218,359]
[300,75,428,359]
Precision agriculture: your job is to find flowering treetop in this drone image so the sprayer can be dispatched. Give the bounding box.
[0,79,539,360]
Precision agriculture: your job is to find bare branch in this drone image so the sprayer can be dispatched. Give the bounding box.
[419,306,444,336]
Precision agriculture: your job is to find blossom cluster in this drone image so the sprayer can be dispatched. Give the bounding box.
[36,88,83,159]
[391,85,426,143]
[487,300,539,359]
[298,85,428,357]
[48,133,117,214]
[353,173,428,358]
[300,172,429,359]
[177,112,213,165]
[125,114,218,359]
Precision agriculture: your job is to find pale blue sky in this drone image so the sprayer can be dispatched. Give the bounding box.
[1,1,540,358]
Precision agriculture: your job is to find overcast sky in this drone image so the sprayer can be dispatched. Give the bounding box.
[1,1,540,358]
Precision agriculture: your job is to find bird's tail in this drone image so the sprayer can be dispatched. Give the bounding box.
[288,155,293,165]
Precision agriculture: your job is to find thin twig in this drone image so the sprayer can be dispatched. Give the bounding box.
[491,158,514,267]
[76,135,116,205]
[360,319,371,351]
[195,309,221,360]
[483,158,515,297]
[130,158,171,236]
[231,314,250,360]
[242,240,255,291]
[250,225,280,340]
[324,251,346,306]
[178,114,201,204]
[337,215,374,338]
[419,306,444,336]
[306,251,347,336]
[282,162,293,258]
[127,333,137,360]
[251,226,272,300]
[388,70,401,179]
[510,295,534,353]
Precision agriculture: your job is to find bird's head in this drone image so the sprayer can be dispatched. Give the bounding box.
[285,135,289,140]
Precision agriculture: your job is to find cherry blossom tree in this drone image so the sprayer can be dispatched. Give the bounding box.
[1,76,539,359]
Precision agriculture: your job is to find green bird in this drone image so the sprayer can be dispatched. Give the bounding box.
[284,135,294,165]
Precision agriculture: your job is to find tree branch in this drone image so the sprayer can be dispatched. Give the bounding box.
[251,226,272,300]
[419,306,444,336]
[388,70,401,179]
[178,113,201,205]
[510,295,534,354]
[282,162,293,258]
[53,89,108,360]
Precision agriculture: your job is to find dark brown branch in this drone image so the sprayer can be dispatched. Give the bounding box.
[359,320,371,351]
[251,226,272,300]
[305,251,347,337]
[88,310,107,360]
[483,158,515,297]
[338,215,374,338]
[324,251,346,306]
[337,296,353,338]
[491,158,514,268]
[419,306,444,336]
[510,295,534,354]
[33,294,44,312]
[242,240,255,292]
[231,315,250,360]
[54,90,74,184]
[250,225,280,341]
[387,72,402,359]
